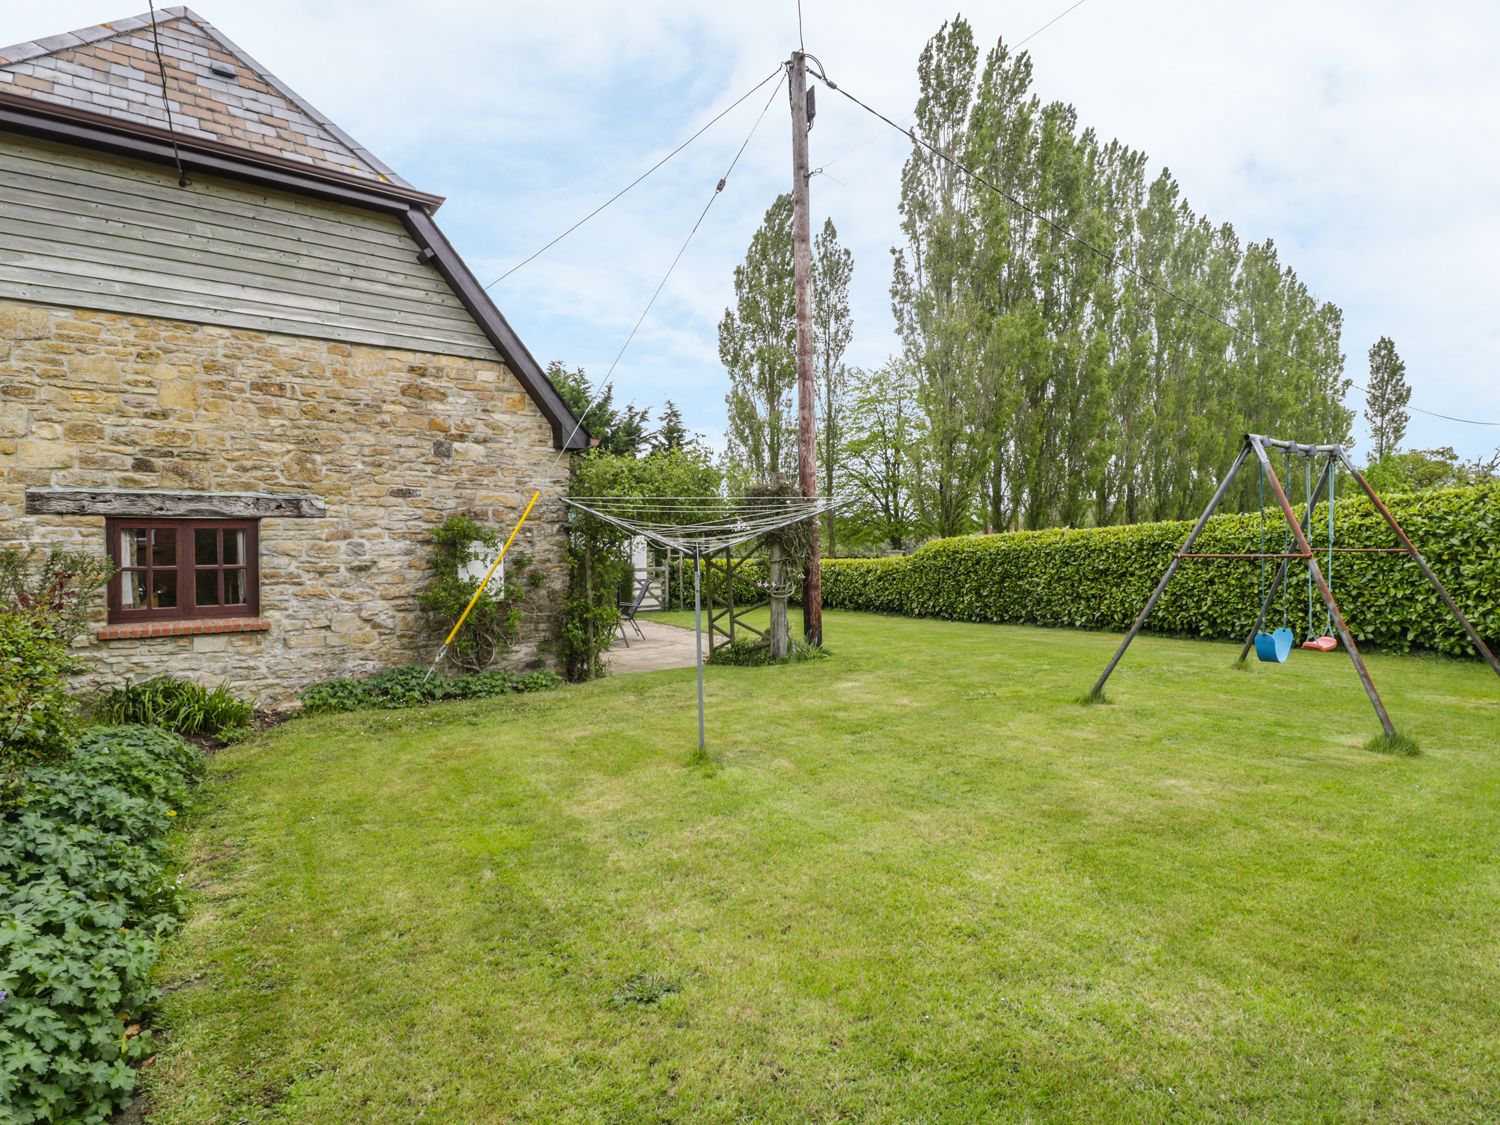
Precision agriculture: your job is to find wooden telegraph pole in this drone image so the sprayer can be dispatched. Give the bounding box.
[788,51,823,645]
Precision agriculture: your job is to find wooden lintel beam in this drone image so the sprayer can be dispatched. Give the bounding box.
[26,488,327,519]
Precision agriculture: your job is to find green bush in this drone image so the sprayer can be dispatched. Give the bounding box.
[821,484,1499,656]
[420,516,540,674]
[1,547,114,804]
[93,676,254,738]
[0,725,200,1123]
[299,665,562,715]
[707,637,829,667]
[0,612,82,792]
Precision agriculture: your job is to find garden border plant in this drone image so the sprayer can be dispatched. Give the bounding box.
[299,664,562,715]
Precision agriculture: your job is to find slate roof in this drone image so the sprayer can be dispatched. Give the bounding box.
[0,6,409,188]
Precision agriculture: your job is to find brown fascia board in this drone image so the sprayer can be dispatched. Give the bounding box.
[0,91,589,451]
[0,87,442,210]
[401,209,589,450]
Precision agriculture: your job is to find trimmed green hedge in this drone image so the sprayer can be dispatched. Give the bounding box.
[822,484,1499,656]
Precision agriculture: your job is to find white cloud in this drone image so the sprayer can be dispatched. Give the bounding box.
[9,0,1500,456]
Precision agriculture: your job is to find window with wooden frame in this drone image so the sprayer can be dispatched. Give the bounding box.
[105,518,260,623]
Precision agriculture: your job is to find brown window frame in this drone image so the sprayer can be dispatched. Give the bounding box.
[105,518,260,624]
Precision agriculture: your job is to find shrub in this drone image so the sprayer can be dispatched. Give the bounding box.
[420,516,540,674]
[93,676,254,738]
[819,484,1499,656]
[0,548,113,802]
[707,637,828,667]
[0,612,82,792]
[0,548,115,643]
[299,665,562,715]
[0,725,200,1123]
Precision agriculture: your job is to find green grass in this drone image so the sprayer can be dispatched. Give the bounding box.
[149,612,1500,1123]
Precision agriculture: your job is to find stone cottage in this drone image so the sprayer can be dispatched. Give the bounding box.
[0,8,586,705]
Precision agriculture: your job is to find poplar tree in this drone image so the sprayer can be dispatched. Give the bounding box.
[1364,336,1411,461]
[719,195,797,484]
[813,217,854,555]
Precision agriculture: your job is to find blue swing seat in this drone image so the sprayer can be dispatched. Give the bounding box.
[1254,626,1294,664]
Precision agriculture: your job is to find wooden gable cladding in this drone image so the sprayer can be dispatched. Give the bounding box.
[0,132,498,359]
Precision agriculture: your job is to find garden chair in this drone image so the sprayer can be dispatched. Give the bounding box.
[616,580,650,646]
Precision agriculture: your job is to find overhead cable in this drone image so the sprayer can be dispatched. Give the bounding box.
[485,64,783,288]
[811,64,1500,428]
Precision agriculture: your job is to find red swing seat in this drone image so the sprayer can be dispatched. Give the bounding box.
[1301,634,1338,652]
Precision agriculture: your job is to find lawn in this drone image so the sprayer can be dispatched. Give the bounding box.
[148,612,1500,1123]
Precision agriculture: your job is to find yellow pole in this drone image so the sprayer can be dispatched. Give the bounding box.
[441,489,542,649]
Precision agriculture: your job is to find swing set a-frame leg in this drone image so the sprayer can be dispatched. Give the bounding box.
[1249,438,1396,739]
[1090,442,1252,700]
[1338,453,1500,682]
[1236,453,1334,663]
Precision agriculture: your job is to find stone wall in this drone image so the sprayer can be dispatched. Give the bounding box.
[0,299,572,707]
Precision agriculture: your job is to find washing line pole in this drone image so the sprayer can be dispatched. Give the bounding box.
[693,545,706,751]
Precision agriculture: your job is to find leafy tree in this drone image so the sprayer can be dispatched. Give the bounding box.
[891,17,988,537]
[547,360,650,455]
[843,361,925,551]
[813,217,855,555]
[1363,446,1500,494]
[880,16,1356,533]
[1364,336,1411,461]
[562,450,722,681]
[650,399,701,456]
[720,194,797,484]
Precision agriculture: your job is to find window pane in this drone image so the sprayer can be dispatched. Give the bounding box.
[122,570,146,608]
[195,528,219,565]
[152,571,177,609]
[195,568,220,607]
[121,529,149,568]
[223,568,246,606]
[151,528,177,567]
[223,529,244,566]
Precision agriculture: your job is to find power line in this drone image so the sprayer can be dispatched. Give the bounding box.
[1015,0,1090,49]
[550,71,787,458]
[485,65,782,289]
[821,0,1092,171]
[812,65,1500,429]
[146,0,189,187]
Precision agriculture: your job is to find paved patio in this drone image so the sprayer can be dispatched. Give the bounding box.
[606,619,700,675]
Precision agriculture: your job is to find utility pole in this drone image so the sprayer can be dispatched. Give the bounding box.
[788,50,822,645]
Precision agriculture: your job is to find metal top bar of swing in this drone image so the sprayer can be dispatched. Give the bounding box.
[1247,434,1344,456]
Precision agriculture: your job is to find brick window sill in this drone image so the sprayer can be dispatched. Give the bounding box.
[98,617,272,641]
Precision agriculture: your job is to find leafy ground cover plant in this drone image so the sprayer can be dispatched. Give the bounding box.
[298,665,562,715]
[0,726,201,1123]
[93,677,254,739]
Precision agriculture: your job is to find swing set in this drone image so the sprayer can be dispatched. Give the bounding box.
[1092,433,1500,740]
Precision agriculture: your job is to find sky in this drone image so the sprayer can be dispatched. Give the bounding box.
[8,0,1500,459]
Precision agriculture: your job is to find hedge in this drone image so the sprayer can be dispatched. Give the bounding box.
[821,484,1499,657]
